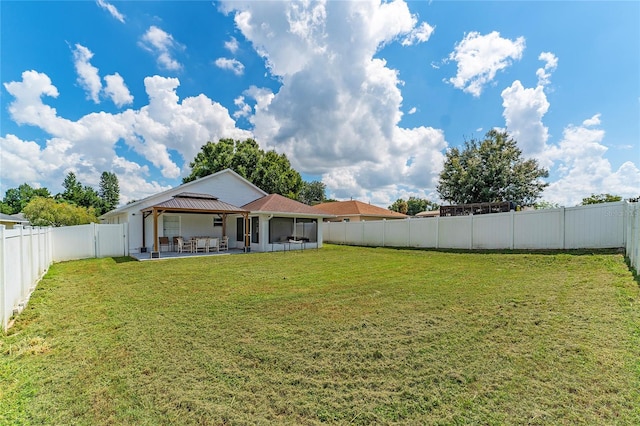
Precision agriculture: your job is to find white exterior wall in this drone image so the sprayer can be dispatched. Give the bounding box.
[103,170,266,253]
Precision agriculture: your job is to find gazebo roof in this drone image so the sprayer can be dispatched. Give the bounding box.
[141,192,248,214]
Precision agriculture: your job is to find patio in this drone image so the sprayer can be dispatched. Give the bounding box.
[130,247,246,261]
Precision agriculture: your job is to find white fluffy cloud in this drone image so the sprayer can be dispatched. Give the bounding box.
[448,31,525,97]
[2,71,250,203]
[224,37,239,54]
[215,58,245,75]
[501,55,639,206]
[72,44,102,103]
[104,73,133,107]
[139,26,184,71]
[222,0,442,206]
[542,116,640,206]
[96,0,125,23]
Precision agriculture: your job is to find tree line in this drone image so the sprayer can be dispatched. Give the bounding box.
[1,172,119,227]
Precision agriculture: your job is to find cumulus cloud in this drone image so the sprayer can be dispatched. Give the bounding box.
[221,0,445,206]
[103,73,133,107]
[501,53,559,161]
[139,26,184,71]
[72,44,102,103]
[402,21,435,46]
[536,51,558,87]
[215,57,245,75]
[224,36,239,54]
[542,117,640,206]
[2,71,251,202]
[96,0,125,23]
[448,31,525,97]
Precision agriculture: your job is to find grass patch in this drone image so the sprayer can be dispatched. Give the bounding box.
[2,245,639,424]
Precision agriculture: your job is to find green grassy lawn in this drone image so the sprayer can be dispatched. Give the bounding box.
[1,245,639,425]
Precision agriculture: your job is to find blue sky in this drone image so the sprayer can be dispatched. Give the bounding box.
[1,1,638,207]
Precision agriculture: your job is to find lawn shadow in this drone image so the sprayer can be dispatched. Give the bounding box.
[112,256,138,264]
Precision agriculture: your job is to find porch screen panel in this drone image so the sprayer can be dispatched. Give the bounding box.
[269,217,294,243]
[295,218,317,242]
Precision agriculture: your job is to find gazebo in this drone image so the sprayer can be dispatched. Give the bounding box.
[140,192,250,253]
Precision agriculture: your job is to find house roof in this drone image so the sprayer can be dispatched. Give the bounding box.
[312,200,407,218]
[242,194,332,217]
[0,213,29,223]
[101,168,266,218]
[141,192,248,214]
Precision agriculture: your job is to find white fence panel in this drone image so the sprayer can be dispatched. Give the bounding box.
[438,216,473,249]
[52,224,97,262]
[363,221,384,246]
[409,219,438,248]
[514,209,564,249]
[384,220,410,247]
[564,202,625,249]
[96,224,128,257]
[345,222,364,246]
[0,226,52,331]
[473,212,513,249]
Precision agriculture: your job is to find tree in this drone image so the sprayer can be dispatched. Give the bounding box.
[99,171,120,213]
[23,197,98,227]
[437,130,549,206]
[184,138,303,198]
[389,197,439,216]
[389,199,408,214]
[534,200,561,210]
[61,172,83,204]
[580,193,622,205]
[298,181,326,205]
[3,183,51,214]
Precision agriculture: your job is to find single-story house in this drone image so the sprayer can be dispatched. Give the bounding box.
[312,200,407,222]
[415,210,440,218]
[100,169,333,254]
[0,213,29,229]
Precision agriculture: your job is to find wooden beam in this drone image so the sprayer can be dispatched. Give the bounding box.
[153,208,159,252]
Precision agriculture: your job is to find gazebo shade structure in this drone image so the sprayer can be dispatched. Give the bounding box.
[140,192,250,252]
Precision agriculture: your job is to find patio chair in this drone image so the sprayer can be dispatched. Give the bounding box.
[207,237,219,252]
[159,236,170,252]
[195,237,208,253]
[219,236,228,251]
[176,237,193,253]
[172,236,181,251]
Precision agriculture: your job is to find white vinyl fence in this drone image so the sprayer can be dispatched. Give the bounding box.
[324,201,636,252]
[0,223,128,331]
[626,202,640,273]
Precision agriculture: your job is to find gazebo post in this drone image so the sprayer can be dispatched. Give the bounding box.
[153,208,159,253]
[243,212,250,252]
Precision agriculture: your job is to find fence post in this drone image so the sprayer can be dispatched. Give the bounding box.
[469,215,474,250]
[510,210,515,250]
[0,225,6,332]
[382,219,386,247]
[561,207,566,249]
[435,216,440,249]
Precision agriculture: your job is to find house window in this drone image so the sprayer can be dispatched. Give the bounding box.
[251,217,259,244]
[236,217,244,242]
[213,216,223,227]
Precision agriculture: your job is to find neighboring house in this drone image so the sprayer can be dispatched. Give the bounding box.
[100,169,332,254]
[0,213,29,229]
[312,200,408,222]
[415,210,440,218]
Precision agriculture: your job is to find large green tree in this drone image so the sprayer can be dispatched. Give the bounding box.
[184,138,303,198]
[23,197,98,227]
[2,183,51,214]
[99,171,120,213]
[437,130,549,206]
[298,181,327,205]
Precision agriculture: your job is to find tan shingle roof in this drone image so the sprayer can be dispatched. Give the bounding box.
[312,200,407,218]
[242,194,329,216]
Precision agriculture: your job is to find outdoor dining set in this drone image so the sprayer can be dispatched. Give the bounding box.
[158,236,229,253]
